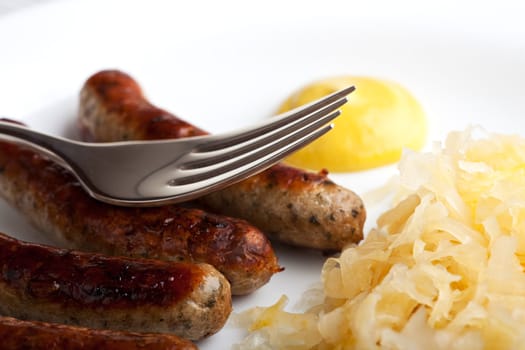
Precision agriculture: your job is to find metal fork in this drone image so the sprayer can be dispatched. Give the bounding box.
[0,86,354,206]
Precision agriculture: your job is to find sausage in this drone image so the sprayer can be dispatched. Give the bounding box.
[0,136,281,295]
[0,316,197,350]
[0,231,230,341]
[78,70,366,251]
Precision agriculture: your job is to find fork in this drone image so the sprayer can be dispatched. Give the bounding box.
[0,86,354,206]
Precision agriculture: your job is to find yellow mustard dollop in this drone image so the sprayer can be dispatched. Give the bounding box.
[278,76,427,172]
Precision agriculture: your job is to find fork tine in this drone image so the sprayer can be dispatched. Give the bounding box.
[183,95,349,170]
[169,123,334,191]
[196,85,355,153]
[170,109,341,186]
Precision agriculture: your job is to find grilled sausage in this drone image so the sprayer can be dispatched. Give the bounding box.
[0,231,230,341]
[78,70,366,251]
[0,136,281,295]
[0,316,197,350]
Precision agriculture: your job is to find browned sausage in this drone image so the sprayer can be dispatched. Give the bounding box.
[0,316,197,350]
[78,70,366,251]
[0,231,230,341]
[0,136,281,295]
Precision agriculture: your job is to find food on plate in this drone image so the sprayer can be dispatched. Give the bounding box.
[278,76,427,172]
[78,70,366,251]
[0,316,197,350]
[234,128,525,349]
[0,231,230,341]
[0,130,281,296]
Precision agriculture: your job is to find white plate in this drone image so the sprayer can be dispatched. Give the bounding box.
[1,0,525,348]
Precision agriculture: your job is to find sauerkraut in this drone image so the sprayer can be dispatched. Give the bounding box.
[234,127,525,350]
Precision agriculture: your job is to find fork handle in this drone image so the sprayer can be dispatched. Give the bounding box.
[0,120,73,171]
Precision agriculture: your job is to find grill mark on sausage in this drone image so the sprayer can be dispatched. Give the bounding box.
[0,236,200,308]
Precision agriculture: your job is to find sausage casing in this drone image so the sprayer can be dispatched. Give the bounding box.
[0,316,197,350]
[78,70,366,250]
[0,136,281,295]
[0,232,231,341]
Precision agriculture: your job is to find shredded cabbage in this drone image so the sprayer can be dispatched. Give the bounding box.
[233,127,525,349]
